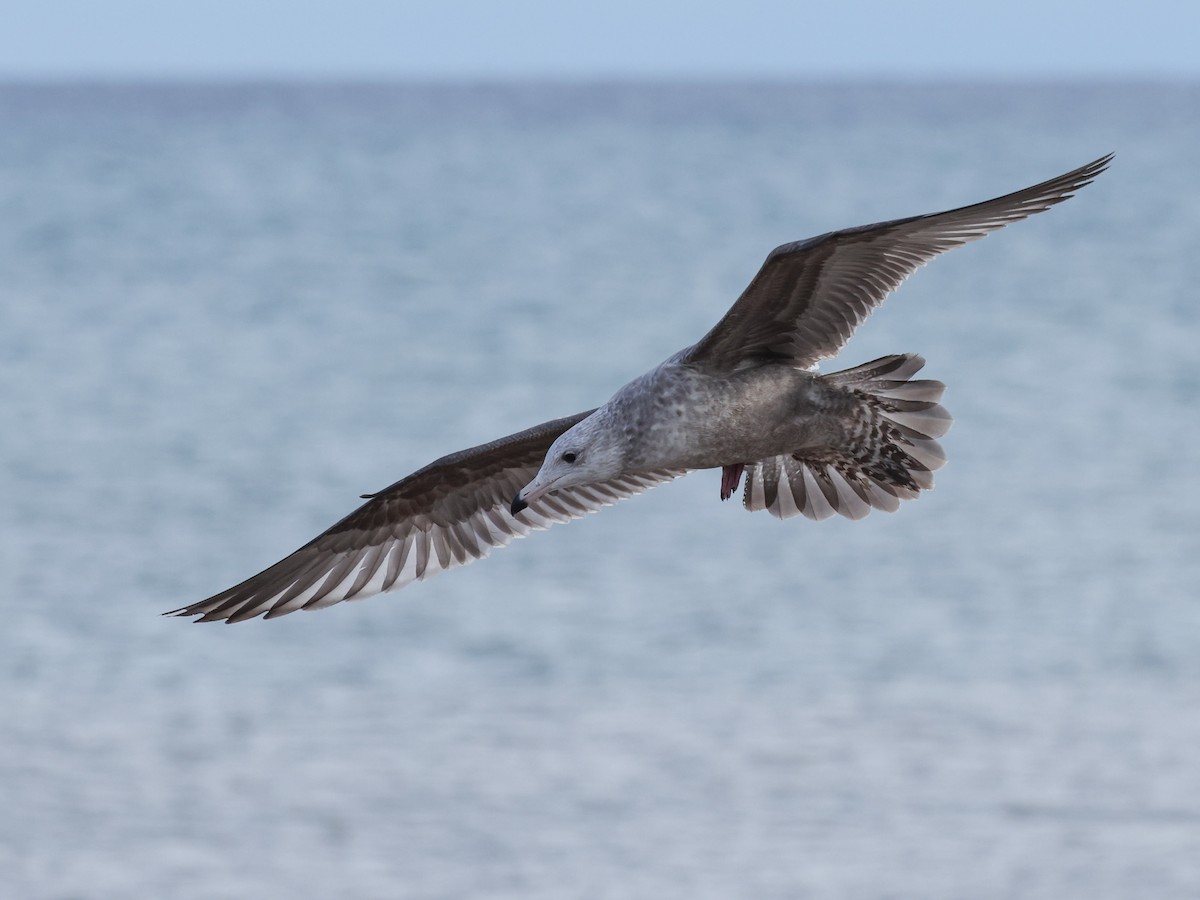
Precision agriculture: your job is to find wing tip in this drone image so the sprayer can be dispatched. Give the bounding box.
[162,604,210,621]
[1052,151,1114,196]
[1034,152,1113,202]
[163,595,257,624]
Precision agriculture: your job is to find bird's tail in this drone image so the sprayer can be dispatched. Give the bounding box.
[742,354,951,520]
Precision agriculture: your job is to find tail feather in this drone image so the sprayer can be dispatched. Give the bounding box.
[744,353,950,520]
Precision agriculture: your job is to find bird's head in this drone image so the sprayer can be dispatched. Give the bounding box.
[511,414,626,515]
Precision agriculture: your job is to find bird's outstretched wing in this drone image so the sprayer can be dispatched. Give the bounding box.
[681,154,1112,372]
[168,411,681,623]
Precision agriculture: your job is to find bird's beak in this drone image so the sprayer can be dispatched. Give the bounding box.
[511,473,558,517]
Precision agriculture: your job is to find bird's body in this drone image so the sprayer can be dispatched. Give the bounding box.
[588,356,922,474]
[519,350,947,521]
[597,359,822,471]
[171,154,1110,623]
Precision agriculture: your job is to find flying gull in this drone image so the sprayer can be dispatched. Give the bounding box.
[170,154,1111,623]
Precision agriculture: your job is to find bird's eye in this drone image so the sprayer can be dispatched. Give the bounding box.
[562,451,577,464]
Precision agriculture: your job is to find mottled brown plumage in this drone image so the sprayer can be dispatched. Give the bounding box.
[171,155,1110,622]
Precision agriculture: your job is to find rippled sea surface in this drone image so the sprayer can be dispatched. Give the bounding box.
[3,82,1199,899]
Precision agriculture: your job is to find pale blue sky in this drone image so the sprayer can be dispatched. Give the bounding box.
[3,0,1197,79]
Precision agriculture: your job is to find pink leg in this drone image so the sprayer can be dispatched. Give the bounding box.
[720,464,745,501]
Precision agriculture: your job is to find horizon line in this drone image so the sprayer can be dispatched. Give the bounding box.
[1,71,1198,86]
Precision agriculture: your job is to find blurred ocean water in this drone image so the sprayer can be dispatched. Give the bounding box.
[2,82,1198,899]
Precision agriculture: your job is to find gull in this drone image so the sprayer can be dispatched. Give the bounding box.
[170,154,1110,623]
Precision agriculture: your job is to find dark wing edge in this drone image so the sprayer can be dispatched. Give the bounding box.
[167,411,683,624]
[681,153,1113,372]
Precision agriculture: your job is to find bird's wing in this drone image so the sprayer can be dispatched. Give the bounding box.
[168,410,683,623]
[680,154,1111,372]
